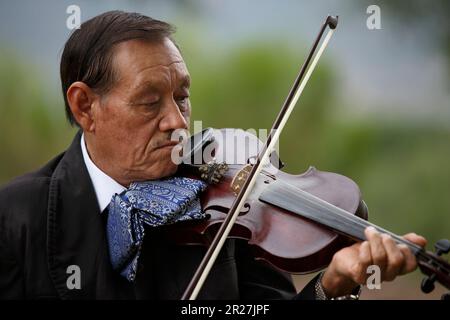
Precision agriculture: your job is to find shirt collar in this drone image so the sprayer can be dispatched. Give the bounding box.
[80,133,126,212]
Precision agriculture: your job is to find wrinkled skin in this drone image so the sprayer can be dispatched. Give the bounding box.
[68,38,190,186]
[322,227,426,297]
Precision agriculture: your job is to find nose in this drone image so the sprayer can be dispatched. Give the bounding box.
[159,99,188,132]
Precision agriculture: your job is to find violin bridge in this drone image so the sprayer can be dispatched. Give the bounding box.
[198,161,229,184]
[230,164,252,196]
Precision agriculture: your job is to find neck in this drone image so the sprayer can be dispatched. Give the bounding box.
[82,133,130,188]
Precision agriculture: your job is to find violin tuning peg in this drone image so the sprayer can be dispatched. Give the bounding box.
[434,239,450,256]
[421,274,436,294]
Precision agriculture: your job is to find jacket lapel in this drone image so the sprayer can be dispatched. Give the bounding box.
[47,131,134,299]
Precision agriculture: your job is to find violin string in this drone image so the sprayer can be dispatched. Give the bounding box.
[261,178,450,274]
[283,179,450,274]
[281,179,450,274]
[267,176,408,243]
[277,178,450,274]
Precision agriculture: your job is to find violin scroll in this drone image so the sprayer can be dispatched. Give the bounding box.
[326,15,338,29]
[419,239,450,295]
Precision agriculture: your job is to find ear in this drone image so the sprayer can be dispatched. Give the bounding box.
[66,81,99,132]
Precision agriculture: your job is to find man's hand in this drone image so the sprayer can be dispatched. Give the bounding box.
[321,226,427,298]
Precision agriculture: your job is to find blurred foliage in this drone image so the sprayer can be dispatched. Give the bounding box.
[0,48,76,182]
[361,0,450,78]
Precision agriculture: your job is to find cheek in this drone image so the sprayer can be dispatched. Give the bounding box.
[120,130,157,166]
[149,146,174,163]
[94,101,176,175]
[96,104,128,135]
[134,147,178,179]
[100,104,151,141]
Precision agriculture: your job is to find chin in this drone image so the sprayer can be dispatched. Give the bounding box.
[155,163,178,179]
[165,164,179,177]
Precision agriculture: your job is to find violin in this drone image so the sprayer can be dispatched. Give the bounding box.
[169,16,450,300]
[174,128,450,299]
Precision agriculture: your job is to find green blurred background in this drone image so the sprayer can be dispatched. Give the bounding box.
[0,0,449,299]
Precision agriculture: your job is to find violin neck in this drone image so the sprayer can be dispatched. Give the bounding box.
[259,179,424,255]
[259,179,450,290]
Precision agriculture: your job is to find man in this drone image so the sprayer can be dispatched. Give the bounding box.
[0,11,426,299]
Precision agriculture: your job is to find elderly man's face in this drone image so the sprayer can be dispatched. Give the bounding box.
[89,38,190,185]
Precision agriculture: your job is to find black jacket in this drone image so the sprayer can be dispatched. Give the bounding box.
[0,132,318,299]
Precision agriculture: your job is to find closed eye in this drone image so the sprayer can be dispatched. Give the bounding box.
[146,101,160,106]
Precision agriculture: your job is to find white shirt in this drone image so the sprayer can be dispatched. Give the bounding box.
[80,134,126,212]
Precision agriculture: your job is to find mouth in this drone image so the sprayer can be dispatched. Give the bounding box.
[155,141,180,150]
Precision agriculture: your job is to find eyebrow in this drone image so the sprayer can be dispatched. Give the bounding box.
[133,79,166,94]
[133,73,191,95]
[179,75,191,89]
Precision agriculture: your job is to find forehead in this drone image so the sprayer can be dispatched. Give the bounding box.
[111,38,189,86]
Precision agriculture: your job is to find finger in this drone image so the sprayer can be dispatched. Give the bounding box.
[398,244,418,274]
[403,233,427,248]
[354,241,372,284]
[381,234,405,281]
[365,227,388,272]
